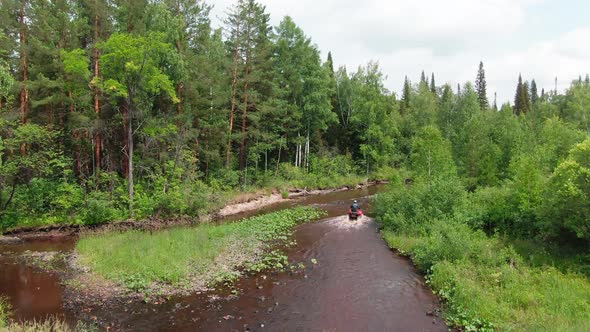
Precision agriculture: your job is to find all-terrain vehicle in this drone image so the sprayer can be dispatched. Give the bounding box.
[348,208,363,220]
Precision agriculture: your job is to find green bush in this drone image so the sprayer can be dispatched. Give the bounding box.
[370,166,408,182]
[208,168,241,191]
[308,153,358,178]
[277,163,304,183]
[3,178,87,228]
[541,139,590,240]
[81,192,124,225]
[461,186,513,233]
[374,176,466,234]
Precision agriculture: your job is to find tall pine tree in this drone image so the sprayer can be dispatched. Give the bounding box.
[475,61,488,110]
[402,76,411,111]
[530,79,539,105]
[430,73,436,94]
[514,74,531,115]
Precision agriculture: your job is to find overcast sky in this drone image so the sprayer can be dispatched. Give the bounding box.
[209,0,590,104]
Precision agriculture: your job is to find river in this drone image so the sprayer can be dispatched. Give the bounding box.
[0,186,446,331]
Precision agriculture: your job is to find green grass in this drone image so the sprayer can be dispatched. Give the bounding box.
[1,299,97,332]
[75,207,324,293]
[0,318,97,332]
[382,228,590,331]
[509,238,590,278]
[0,296,10,328]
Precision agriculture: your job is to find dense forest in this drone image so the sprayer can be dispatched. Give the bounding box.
[0,0,377,228]
[1,0,590,330]
[1,0,590,249]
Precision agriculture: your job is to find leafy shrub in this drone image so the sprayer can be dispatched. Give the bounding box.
[461,186,513,233]
[5,178,86,227]
[374,176,466,234]
[410,126,457,181]
[81,192,123,225]
[541,139,590,240]
[277,163,304,182]
[370,166,408,182]
[308,153,358,178]
[208,168,241,191]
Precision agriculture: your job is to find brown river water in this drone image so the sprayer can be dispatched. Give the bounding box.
[0,186,447,331]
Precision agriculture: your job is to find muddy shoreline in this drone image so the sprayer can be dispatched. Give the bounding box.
[1,180,387,241]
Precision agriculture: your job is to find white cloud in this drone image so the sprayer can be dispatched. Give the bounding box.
[556,28,590,59]
[209,0,589,104]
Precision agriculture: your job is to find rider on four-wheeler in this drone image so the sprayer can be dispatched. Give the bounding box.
[351,200,360,212]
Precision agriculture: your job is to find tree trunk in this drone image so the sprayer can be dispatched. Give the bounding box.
[175,37,183,129]
[68,91,74,113]
[194,136,199,165]
[226,22,240,168]
[19,1,29,156]
[69,88,82,179]
[176,82,183,128]
[240,66,250,170]
[275,142,282,175]
[94,12,101,173]
[299,132,304,169]
[305,131,310,172]
[123,104,129,177]
[127,98,134,218]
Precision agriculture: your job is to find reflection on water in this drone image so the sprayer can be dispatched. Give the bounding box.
[0,238,74,323]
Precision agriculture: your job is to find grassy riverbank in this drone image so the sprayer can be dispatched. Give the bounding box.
[75,207,324,294]
[374,174,590,331]
[382,227,590,331]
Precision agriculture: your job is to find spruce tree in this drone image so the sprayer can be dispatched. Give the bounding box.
[530,79,539,105]
[514,74,523,115]
[585,74,590,86]
[420,70,426,84]
[402,76,411,110]
[323,51,342,151]
[493,92,498,111]
[514,75,532,115]
[325,52,338,112]
[430,73,436,94]
[475,61,488,110]
[522,81,531,114]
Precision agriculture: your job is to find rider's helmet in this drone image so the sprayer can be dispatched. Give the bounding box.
[353,200,358,204]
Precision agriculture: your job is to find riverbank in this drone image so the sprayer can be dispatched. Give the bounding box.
[381,226,590,331]
[1,179,385,241]
[68,208,324,303]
